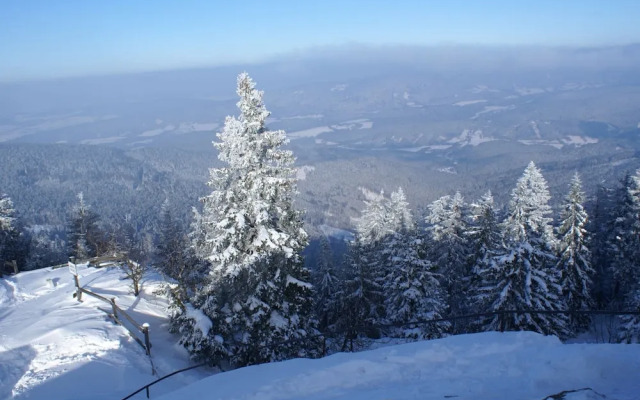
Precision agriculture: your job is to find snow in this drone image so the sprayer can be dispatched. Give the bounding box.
[531,120,542,138]
[399,145,452,153]
[288,120,372,139]
[516,87,547,96]
[185,304,213,337]
[288,126,333,138]
[2,266,640,400]
[437,167,457,174]
[282,114,324,120]
[0,115,117,143]
[295,165,315,181]
[330,84,347,92]
[0,265,208,400]
[139,122,218,137]
[139,125,175,137]
[453,99,487,106]
[519,139,564,149]
[318,224,354,241]
[331,119,373,130]
[158,331,640,400]
[80,136,125,145]
[447,129,495,147]
[562,135,599,146]
[471,105,515,120]
[285,275,312,289]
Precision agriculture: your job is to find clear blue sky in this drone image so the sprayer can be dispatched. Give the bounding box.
[2,0,639,81]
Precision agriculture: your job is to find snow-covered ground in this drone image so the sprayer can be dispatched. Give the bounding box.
[158,331,640,400]
[2,266,640,400]
[0,265,207,400]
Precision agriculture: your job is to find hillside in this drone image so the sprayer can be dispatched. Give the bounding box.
[1,266,640,400]
[0,265,207,400]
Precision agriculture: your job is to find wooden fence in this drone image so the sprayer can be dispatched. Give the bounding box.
[72,270,152,356]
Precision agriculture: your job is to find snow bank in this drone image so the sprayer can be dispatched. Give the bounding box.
[158,331,640,400]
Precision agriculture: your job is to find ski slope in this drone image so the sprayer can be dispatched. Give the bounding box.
[1,266,640,400]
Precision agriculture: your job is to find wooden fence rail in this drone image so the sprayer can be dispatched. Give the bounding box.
[72,270,151,356]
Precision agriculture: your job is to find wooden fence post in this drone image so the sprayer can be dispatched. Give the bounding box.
[142,323,151,356]
[74,275,83,302]
[111,297,118,320]
[11,260,18,274]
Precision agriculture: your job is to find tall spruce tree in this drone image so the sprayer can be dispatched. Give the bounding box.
[424,192,469,324]
[618,288,640,343]
[0,194,17,271]
[467,191,502,319]
[382,188,447,339]
[336,190,390,345]
[483,162,568,337]
[607,171,640,309]
[617,169,640,342]
[312,235,339,332]
[173,73,316,367]
[556,173,594,332]
[67,192,104,260]
[589,184,616,307]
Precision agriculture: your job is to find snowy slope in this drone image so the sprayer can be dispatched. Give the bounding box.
[157,331,640,400]
[0,265,207,400]
[2,266,640,400]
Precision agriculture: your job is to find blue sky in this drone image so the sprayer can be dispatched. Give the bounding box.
[2,0,640,81]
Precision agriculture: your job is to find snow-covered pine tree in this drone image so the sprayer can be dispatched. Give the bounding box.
[0,194,16,271]
[157,201,191,283]
[618,284,640,343]
[335,237,385,350]
[312,235,339,331]
[556,173,594,333]
[174,73,316,367]
[424,191,469,326]
[67,192,103,260]
[335,190,389,346]
[589,184,616,307]
[607,171,640,309]
[467,191,502,321]
[355,189,392,244]
[0,194,15,232]
[382,188,447,339]
[483,162,568,337]
[616,169,640,342]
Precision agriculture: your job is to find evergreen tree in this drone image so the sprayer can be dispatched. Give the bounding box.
[382,189,447,339]
[556,173,594,332]
[67,192,104,260]
[174,73,316,367]
[1,194,17,272]
[355,189,392,245]
[0,194,15,232]
[467,191,502,319]
[156,201,199,288]
[482,162,568,337]
[607,171,640,309]
[335,239,383,349]
[616,170,640,342]
[334,188,400,346]
[424,191,469,323]
[312,235,339,332]
[589,184,615,307]
[618,287,640,343]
